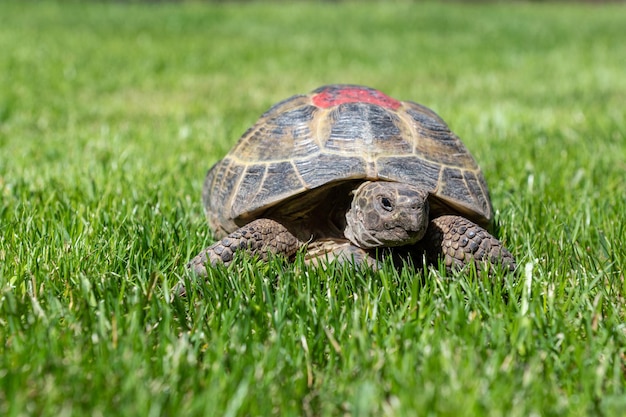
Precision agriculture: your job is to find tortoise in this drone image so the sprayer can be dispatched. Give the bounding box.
[188,84,515,275]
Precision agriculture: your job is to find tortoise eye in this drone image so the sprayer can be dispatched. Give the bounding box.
[380,197,393,211]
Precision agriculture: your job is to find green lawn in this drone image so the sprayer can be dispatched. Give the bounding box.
[1,1,625,416]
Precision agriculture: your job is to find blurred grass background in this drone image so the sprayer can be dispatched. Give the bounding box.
[1,1,625,416]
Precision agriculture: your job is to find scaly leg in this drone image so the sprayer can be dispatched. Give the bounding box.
[422,215,516,274]
[187,218,302,276]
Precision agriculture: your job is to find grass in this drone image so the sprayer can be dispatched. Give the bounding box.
[1,1,625,416]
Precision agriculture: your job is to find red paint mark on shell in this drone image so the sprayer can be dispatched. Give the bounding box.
[312,85,401,110]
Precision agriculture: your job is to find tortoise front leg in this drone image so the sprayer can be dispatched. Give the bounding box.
[187,218,302,276]
[422,215,516,274]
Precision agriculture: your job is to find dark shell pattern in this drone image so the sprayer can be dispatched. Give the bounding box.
[204,85,492,236]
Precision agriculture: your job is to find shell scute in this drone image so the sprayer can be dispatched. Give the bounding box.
[312,84,401,110]
[403,102,448,131]
[294,153,367,189]
[233,104,320,162]
[376,156,441,191]
[231,163,267,217]
[464,171,492,216]
[230,161,306,220]
[203,158,244,236]
[404,105,478,168]
[324,103,411,156]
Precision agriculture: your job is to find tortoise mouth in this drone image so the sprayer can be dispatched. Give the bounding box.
[345,220,426,249]
[377,226,425,247]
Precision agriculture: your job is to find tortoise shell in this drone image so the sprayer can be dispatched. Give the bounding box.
[203,85,493,238]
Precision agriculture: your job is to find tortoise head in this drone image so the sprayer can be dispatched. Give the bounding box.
[344,181,429,249]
